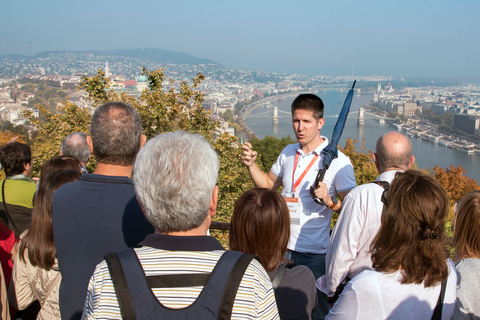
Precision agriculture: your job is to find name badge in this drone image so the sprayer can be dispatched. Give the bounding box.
[285,197,301,225]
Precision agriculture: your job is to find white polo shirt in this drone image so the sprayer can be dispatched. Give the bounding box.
[270,137,356,254]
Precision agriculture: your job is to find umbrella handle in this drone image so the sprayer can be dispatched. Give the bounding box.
[309,167,328,206]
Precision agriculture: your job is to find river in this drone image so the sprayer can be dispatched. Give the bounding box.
[244,90,480,182]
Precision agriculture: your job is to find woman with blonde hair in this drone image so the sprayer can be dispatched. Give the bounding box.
[451,190,480,319]
[325,170,457,320]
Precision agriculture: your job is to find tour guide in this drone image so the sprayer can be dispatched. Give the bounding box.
[241,93,356,319]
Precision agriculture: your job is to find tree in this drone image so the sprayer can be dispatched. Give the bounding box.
[26,102,92,175]
[222,109,235,123]
[432,165,479,206]
[250,135,296,171]
[339,138,378,186]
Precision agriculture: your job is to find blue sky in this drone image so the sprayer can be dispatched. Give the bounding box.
[1,0,479,78]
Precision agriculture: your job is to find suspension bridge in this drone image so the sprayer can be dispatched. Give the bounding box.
[240,107,393,125]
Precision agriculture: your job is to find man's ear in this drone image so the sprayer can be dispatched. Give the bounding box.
[140,135,147,149]
[86,136,94,154]
[209,185,219,217]
[373,153,381,172]
[408,155,415,168]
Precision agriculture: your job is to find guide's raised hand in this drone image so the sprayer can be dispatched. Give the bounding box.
[241,142,258,167]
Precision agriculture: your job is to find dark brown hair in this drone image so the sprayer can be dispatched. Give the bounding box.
[0,142,32,176]
[452,190,480,260]
[229,188,290,272]
[291,94,324,121]
[37,156,81,191]
[370,170,450,287]
[19,170,81,270]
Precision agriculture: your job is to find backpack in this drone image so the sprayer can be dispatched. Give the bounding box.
[105,249,257,320]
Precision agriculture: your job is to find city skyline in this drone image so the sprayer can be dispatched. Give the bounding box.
[1,0,479,79]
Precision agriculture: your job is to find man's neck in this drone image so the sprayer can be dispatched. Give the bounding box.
[157,215,211,237]
[93,163,133,178]
[300,136,325,154]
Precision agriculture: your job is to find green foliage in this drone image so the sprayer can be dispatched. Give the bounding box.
[222,109,234,123]
[250,135,296,171]
[214,134,254,222]
[339,138,378,186]
[78,69,111,107]
[26,102,92,175]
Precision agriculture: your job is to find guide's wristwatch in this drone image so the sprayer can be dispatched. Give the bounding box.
[327,196,338,210]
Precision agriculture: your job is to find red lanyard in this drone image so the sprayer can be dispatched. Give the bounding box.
[292,151,319,195]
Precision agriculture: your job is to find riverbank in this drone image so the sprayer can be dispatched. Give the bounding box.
[241,90,480,182]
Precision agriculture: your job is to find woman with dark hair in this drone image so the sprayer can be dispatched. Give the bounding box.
[325,170,456,320]
[451,190,480,319]
[230,188,317,320]
[36,155,82,191]
[9,170,82,319]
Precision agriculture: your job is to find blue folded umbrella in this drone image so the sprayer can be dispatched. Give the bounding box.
[310,80,356,205]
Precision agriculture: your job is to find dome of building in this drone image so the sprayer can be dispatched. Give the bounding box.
[137,75,147,82]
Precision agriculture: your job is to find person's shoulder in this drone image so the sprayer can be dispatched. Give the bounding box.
[280,143,299,155]
[349,269,382,285]
[336,149,354,164]
[53,179,82,196]
[346,179,384,197]
[11,178,37,191]
[286,264,315,280]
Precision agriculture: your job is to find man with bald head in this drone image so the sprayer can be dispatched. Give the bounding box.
[317,131,415,301]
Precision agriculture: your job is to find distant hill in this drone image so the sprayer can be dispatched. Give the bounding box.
[0,53,31,60]
[1,48,220,66]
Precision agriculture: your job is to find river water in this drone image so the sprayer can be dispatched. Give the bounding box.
[244,90,480,182]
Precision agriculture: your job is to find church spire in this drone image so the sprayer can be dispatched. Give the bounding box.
[105,60,110,78]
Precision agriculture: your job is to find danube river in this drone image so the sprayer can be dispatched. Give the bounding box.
[244,90,480,182]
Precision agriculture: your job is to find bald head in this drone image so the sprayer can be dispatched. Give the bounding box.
[374,131,414,173]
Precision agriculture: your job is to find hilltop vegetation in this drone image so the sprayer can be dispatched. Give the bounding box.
[1,68,476,243]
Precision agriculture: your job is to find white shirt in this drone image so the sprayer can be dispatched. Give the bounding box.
[270,138,356,254]
[325,260,457,320]
[317,170,399,296]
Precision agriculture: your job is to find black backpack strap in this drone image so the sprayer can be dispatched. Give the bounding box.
[369,180,390,207]
[431,278,447,320]
[104,252,137,320]
[218,252,257,320]
[271,264,286,289]
[1,179,18,236]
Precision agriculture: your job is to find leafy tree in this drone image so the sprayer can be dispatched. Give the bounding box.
[222,109,235,123]
[432,165,479,207]
[26,102,92,175]
[399,114,408,123]
[339,138,378,186]
[250,135,296,171]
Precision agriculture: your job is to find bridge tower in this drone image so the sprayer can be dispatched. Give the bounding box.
[358,108,365,125]
[273,107,279,125]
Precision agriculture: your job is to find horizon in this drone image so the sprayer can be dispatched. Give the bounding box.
[1,0,479,79]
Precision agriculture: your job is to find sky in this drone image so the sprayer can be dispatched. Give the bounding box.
[1,0,479,79]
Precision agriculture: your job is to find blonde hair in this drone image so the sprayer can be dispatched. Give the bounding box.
[453,190,480,259]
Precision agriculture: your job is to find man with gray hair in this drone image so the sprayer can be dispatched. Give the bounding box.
[317,131,415,302]
[82,131,279,319]
[53,102,154,320]
[60,132,91,173]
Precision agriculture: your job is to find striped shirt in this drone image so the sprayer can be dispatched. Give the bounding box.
[82,236,279,319]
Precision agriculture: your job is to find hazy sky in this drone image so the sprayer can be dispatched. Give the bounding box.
[1,0,479,78]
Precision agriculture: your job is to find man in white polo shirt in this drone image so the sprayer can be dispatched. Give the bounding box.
[241,93,356,319]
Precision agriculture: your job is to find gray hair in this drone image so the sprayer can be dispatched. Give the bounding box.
[134,131,219,233]
[90,102,143,166]
[61,132,91,163]
[375,131,412,170]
